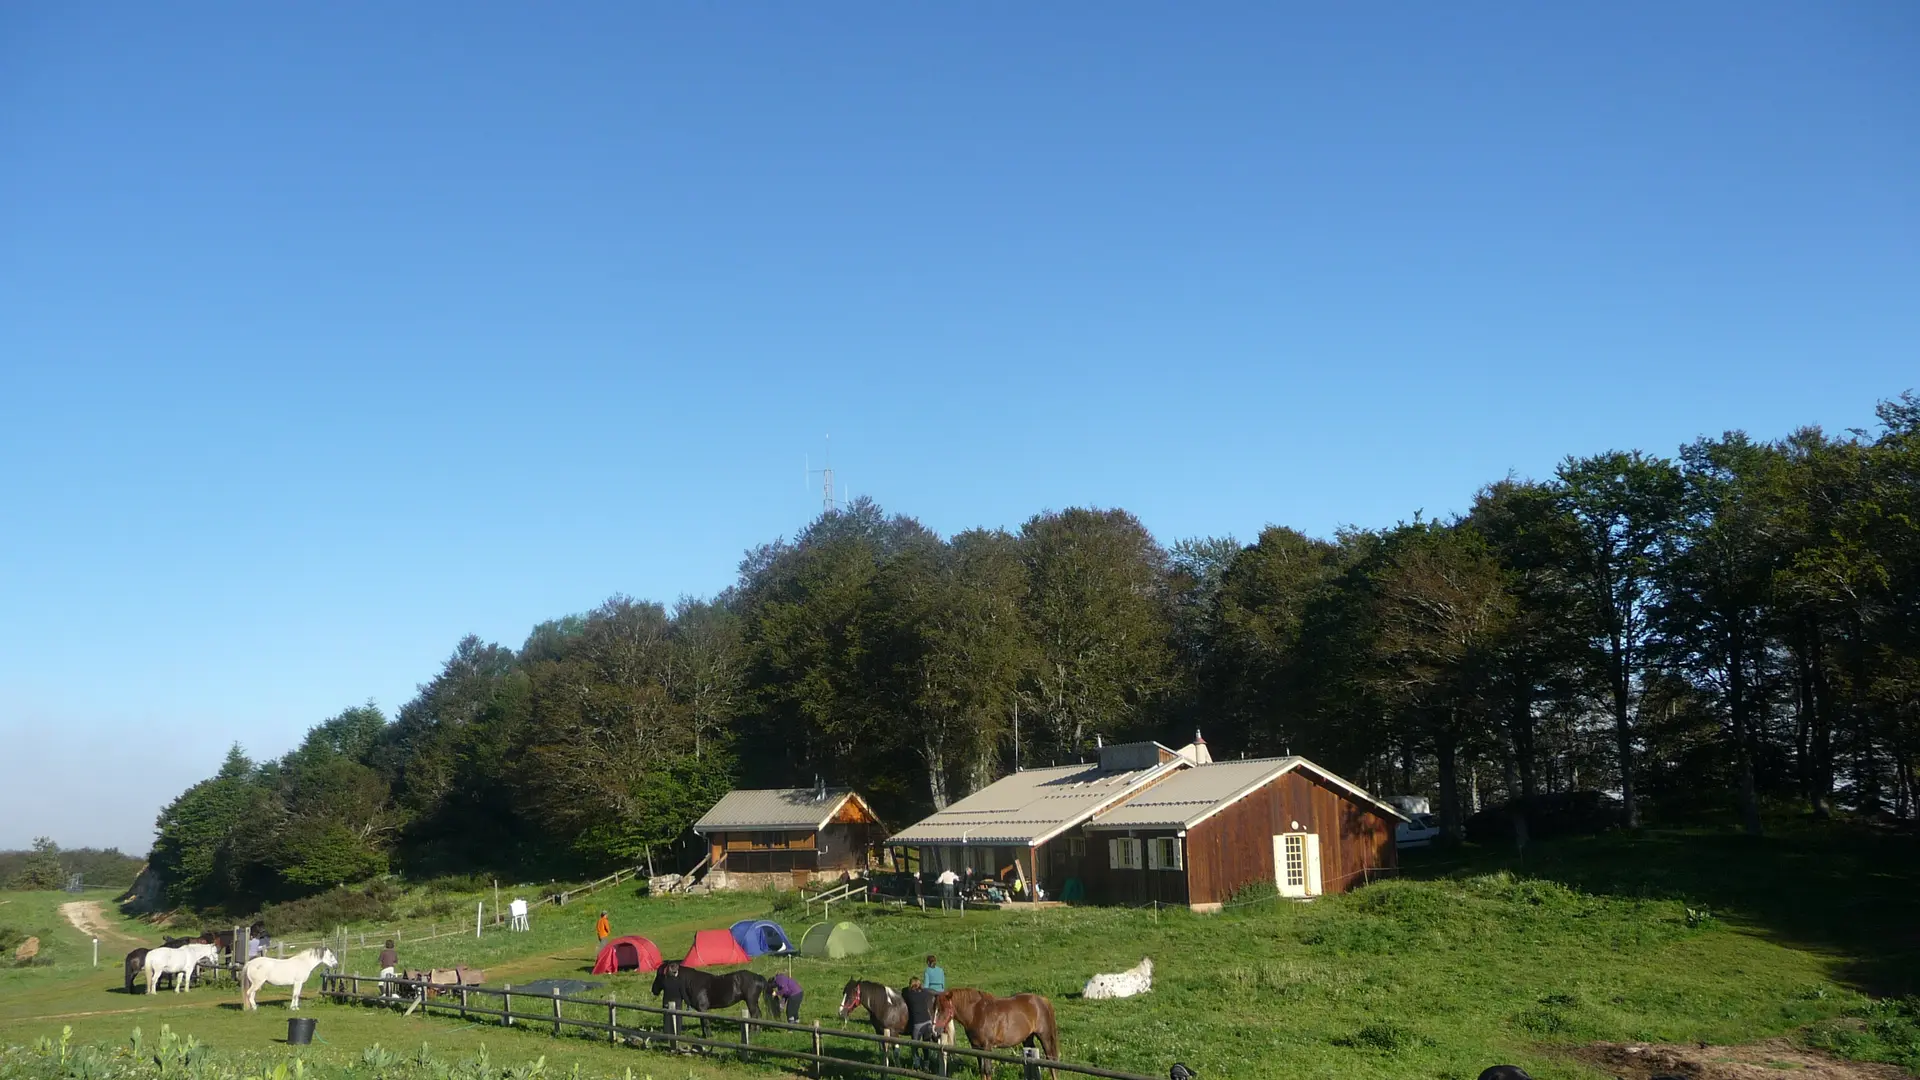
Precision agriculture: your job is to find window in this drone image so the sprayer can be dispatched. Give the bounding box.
[1107,837,1142,870]
[1067,837,1086,859]
[1146,837,1183,871]
[1274,833,1323,897]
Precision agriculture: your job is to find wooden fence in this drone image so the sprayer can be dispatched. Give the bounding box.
[321,973,1163,1080]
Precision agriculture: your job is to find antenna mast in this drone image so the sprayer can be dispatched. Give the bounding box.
[805,435,837,515]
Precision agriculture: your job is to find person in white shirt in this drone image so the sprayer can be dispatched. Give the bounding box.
[936,868,960,910]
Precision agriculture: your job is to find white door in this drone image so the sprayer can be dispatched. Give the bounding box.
[1273,833,1323,897]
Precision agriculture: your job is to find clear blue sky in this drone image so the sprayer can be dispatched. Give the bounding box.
[2,4,1914,853]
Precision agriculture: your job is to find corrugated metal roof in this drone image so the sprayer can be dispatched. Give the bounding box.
[1084,756,1409,830]
[886,756,1184,846]
[693,789,857,831]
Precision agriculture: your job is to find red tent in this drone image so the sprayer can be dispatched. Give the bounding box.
[592,935,663,975]
[681,928,750,967]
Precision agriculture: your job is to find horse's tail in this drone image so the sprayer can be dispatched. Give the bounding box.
[239,961,255,1007]
[1035,995,1060,1077]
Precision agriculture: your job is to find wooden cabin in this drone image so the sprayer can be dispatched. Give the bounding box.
[1082,755,1405,911]
[692,788,887,891]
[886,740,1201,896]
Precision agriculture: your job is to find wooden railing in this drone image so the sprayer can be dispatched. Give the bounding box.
[323,973,1162,1080]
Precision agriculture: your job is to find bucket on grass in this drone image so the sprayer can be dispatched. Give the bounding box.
[287,1018,316,1045]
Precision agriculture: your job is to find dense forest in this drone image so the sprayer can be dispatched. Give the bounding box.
[146,395,1920,914]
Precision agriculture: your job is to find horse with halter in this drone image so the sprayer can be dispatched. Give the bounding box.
[123,936,199,994]
[935,987,1059,1080]
[839,979,908,1064]
[650,961,768,1041]
[240,948,337,1011]
[143,943,221,995]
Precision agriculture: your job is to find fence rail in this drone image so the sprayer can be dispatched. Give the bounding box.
[321,974,1161,1080]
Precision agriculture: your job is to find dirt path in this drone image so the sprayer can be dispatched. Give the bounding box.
[59,900,148,948]
[1573,1038,1910,1080]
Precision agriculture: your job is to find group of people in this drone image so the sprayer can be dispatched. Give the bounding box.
[912,867,1046,909]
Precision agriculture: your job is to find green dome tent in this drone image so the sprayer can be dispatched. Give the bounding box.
[799,921,869,959]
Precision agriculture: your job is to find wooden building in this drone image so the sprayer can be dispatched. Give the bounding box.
[884,736,1405,911]
[1082,755,1405,912]
[692,788,887,891]
[886,740,1203,898]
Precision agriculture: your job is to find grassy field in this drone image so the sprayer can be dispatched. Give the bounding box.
[3,819,1916,1080]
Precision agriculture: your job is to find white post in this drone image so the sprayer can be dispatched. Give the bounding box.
[92,937,98,967]
[476,902,483,938]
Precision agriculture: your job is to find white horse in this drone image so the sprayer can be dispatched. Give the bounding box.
[1083,957,1152,1000]
[241,948,337,1011]
[143,943,221,994]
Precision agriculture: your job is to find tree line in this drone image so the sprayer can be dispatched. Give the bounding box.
[0,839,145,890]
[148,395,1920,913]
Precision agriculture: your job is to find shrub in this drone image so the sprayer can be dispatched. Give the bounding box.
[259,883,396,936]
[1463,791,1625,844]
[1335,1021,1429,1052]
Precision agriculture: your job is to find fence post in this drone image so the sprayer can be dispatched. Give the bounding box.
[504,985,513,1027]
[740,1012,751,1051]
[460,987,469,1020]
[811,1020,822,1079]
[353,974,361,998]
[552,987,562,1037]
[608,995,617,1045]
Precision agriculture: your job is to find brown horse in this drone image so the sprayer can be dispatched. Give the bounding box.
[934,987,1058,1080]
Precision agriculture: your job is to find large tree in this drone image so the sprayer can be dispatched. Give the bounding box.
[1555,451,1684,828]
[1019,508,1174,760]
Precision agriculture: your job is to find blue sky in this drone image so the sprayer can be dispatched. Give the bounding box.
[2,4,1914,853]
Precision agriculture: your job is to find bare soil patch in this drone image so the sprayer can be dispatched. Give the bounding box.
[1573,1038,1910,1080]
[58,901,147,948]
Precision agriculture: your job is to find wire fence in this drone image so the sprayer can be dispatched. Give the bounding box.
[274,865,647,955]
[322,973,1164,1080]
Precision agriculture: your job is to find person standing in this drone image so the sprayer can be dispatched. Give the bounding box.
[377,939,398,998]
[902,977,940,1072]
[936,867,959,910]
[595,910,611,945]
[769,971,804,1022]
[922,954,945,993]
[655,960,688,1040]
[913,871,926,911]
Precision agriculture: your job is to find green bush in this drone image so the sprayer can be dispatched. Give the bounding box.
[259,884,397,936]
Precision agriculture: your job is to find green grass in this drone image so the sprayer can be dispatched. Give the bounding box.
[3,819,1915,1080]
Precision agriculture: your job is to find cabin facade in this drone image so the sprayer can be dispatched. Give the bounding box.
[1083,756,1404,912]
[692,788,887,891]
[885,735,1405,912]
[885,739,1203,899]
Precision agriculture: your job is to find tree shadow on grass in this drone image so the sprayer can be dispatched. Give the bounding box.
[1406,818,1920,998]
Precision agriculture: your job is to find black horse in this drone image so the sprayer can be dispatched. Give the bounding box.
[123,936,200,993]
[650,961,768,1041]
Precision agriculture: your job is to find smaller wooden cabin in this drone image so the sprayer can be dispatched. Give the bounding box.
[692,788,887,891]
[1082,755,1406,912]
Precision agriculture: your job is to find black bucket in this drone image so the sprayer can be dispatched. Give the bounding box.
[287,1018,316,1046]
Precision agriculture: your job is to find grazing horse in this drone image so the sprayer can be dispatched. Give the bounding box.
[935,987,1059,1080]
[143,944,221,995]
[650,962,766,1041]
[240,948,337,1011]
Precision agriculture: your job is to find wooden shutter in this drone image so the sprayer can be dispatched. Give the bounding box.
[1169,837,1184,871]
[1146,839,1163,870]
[1108,838,1124,870]
[1305,833,1323,896]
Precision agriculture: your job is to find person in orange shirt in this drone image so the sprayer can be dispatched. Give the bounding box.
[594,911,611,944]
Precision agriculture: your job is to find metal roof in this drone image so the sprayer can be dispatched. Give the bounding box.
[1083,756,1410,830]
[886,754,1185,847]
[693,789,869,832]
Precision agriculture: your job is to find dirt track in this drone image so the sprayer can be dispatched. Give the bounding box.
[58,901,147,948]
[1573,1038,1909,1080]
